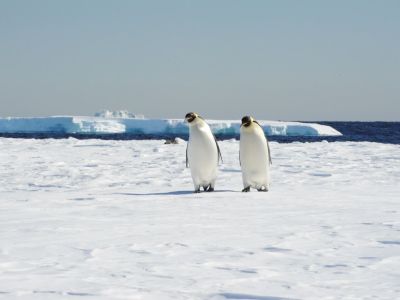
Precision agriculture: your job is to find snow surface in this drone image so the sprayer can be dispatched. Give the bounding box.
[0,138,399,300]
[0,117,341,136]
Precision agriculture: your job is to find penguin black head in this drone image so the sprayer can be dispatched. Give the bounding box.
[241,116,252,127]
[185,112,197,123]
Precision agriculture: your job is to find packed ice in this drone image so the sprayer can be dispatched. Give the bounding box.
[0,138,399,299]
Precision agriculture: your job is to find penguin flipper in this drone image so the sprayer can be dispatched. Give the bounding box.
[254,120,272,165]
[213,135,223,164]
[186,144,189,168]
[267,140,272,165]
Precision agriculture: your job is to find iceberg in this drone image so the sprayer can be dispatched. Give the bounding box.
[0,115,342,136]
[94,110,145,119]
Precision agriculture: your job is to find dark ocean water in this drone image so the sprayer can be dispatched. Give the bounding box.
[1,122,399,144]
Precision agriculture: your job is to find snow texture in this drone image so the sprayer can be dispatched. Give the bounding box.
[0,138,399,300]
[0,116,341,136]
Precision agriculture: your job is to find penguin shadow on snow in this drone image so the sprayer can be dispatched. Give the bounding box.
[113,189,237,196]
[220,168,242,173]
[216,293,300,300]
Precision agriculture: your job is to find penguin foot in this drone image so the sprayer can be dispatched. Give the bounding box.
[242,186,251,192]
[257,186,268,192]
[194,188,201,193]
[203,185,214,192]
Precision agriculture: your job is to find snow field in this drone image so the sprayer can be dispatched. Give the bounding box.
[0,138,399,300]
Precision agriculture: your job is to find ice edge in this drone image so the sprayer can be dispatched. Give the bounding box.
[0,116,342,136]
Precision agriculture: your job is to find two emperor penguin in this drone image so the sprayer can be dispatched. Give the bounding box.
[185,112,222,193]
[240,116,272,192]
[185,112,271,193]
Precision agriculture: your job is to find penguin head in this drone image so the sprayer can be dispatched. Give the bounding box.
[185,112,200,124]
[241,116,254,127]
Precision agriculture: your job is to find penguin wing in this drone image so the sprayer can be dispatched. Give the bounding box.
[254,121,272,165]
[213,135,223,165]
[186,143,189,168]
[267,140,272,165]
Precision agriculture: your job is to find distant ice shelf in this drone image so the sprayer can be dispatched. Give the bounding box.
[0,116,342,136]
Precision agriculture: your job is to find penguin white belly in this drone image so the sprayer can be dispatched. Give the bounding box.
[188,128,218,188]
[240,132,270,189]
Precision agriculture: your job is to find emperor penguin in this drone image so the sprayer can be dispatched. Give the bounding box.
[185,112,222,193]
[240,116,272,192]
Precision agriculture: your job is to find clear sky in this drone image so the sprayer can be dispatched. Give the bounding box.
[0,0,399,121]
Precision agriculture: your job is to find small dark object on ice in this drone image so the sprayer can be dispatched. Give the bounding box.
[164,138,179,144]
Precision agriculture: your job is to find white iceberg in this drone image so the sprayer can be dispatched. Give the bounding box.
[94,110,145,119]
[0,115,342,136]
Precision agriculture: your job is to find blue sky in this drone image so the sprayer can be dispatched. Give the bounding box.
[0,0,399,120]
